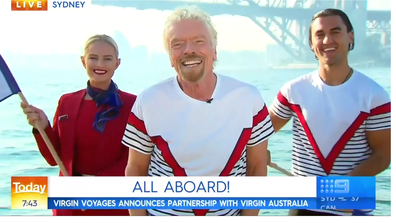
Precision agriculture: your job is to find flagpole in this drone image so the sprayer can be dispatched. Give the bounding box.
[267,150,293,176]
[268,162,294,176]
[18,92,69,176]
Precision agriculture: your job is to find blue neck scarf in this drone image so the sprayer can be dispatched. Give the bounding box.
[86,80,123,133]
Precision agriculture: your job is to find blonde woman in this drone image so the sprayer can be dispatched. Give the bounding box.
[21,34,135,216]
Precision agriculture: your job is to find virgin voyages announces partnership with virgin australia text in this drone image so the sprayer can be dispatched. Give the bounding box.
[49,198,310,209]
[132,181,230,193]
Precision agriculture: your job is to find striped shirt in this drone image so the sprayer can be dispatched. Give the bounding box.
[270,70,391,215]
[122,74,275,216]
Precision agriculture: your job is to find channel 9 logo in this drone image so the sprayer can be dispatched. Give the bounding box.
[319,179,350,194]
[11,176,48,209]
[11,0,48,11]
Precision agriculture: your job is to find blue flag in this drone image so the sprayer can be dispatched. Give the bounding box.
[0,54,21,102]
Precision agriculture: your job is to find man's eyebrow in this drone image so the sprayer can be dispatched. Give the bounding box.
[315,26,342,34]
[88,54,114,57]
[330,26,342,31]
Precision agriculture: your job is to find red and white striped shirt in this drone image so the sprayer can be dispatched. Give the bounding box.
[122,74,274,216]
[270,69,391,215]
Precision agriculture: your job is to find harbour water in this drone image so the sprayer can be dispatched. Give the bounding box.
[0,66,391,216]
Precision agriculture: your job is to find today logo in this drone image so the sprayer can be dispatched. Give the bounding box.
[11,176,48,195]
[12,182,46,194]
[10,176,48,210]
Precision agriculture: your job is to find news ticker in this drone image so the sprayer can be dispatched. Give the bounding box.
[11,176,376,210]
[45,197,374,210]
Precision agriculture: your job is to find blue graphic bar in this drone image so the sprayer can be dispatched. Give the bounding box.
[47,197,375,210]
[317,176,376,198]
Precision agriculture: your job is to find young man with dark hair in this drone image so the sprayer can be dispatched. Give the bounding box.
[269,8,391,216]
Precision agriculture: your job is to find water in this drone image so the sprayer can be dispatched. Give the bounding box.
[0,66,391,216]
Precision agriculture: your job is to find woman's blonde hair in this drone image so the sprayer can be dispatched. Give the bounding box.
[162,5,218,54]
[83,34,119,57]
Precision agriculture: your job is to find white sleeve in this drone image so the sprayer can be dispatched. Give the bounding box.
[247,88,275,147]
[122,95,155,154]
[269,84,293,120]
[365,88,391,131]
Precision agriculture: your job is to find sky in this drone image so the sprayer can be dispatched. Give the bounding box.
[0,0,391,54]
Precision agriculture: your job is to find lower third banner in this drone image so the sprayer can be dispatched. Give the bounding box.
[47,197,375,210]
